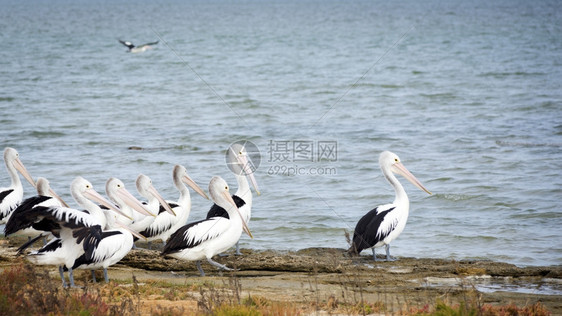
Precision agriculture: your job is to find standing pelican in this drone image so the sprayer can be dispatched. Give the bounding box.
[140,165,208,247]
[118,39,158,53]
[1,147,36,224]
[6,177,135,287]
[348,151,432,261]
[161,176,252,276]
[206,143,260,255]
[70,208,147,284]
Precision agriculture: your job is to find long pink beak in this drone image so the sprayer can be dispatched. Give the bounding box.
[183,174,209,200]
[223,190,253,238]
[392,162,432,195]
[83,187,133,221]
[115,186,156,217]
[115,219,147,241]
[48,188,70,208]
[13,157,36,188]
[234,149,261,196]
[146,183,176,216]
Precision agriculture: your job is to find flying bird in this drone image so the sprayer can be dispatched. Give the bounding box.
[118,39,159,53]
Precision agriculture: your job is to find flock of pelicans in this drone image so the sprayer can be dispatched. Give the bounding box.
[0,145,431,288]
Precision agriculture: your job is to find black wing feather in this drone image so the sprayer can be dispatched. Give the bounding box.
[161,219,208,255]
[4,196,54,235]
[0,189,14,205]
[350,206,396,254]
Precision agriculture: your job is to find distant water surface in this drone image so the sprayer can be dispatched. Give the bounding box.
[1,0,561,267]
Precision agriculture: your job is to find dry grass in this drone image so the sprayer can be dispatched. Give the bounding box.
[0,260,552,316]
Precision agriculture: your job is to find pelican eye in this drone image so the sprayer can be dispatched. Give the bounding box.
[394,158,399,162]
[225,186,228,190]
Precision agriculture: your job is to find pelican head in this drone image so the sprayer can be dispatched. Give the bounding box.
[379,151,432,195]
[4,147,35,188]
[36,177,69,207]
[136,174,176,216]
[209,176,253,238]
[71,176,132,220]
[106,178,156,217]
[173,165,209,200]
[227,143,260,195]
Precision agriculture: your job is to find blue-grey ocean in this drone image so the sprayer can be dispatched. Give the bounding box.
[1,0,560,267]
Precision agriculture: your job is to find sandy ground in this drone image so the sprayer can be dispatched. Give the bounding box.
[1,238,560,315]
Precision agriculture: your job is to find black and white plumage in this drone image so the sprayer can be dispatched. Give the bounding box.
[69,209,146,284]
[348,151,432,261]
[205,143,260,255]
[129,174,175,235]
[140,165,208,246]
[161,176,253,276]
[9,177,129,287]
[0,147,36,224]
[4,177,67,239]
[118,39,158,53]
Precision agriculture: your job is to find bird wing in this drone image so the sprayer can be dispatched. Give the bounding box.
[5,205,95,236]
[118,39,135,49]
[162,217,230,255]
[138,41,158,47]
[139,204,179,238]
[71,226,126,268]
[351,205,397,253]
[0,189,17,220]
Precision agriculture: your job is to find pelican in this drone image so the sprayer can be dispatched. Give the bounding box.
[129,174,175,235]
[140,165,208,247]
[1,147,36,224]
[4,177,67,239]
[8,177,136,287]
[69,208,147,284]
[106,177,156,226]
[118,39,158,53]
[206,143,260,255]
[161,176,252,276]
[348,151,432,261]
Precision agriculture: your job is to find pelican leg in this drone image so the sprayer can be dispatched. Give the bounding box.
[91,270,97,283]
[59,266,67,287]
[103,268,109,283]
[206,257,233,272]
[68,268,77,288]
[196,261,205,277]
[234,242,242,256]
[385,244,396,261]
[372,248,377,261]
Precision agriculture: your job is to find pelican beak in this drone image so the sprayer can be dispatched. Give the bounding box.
[48,188,70,208]
[116,186,156,217]
[392,162,432,195]
[13,157,35,188]
[146,183,176,216]
[83,188,133,221]
[222,190,253,239]
[182,174,209,200]
[115,219,147,241]
[235,150,261,196]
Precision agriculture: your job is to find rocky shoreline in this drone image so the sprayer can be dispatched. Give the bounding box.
[1,238,560,315]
